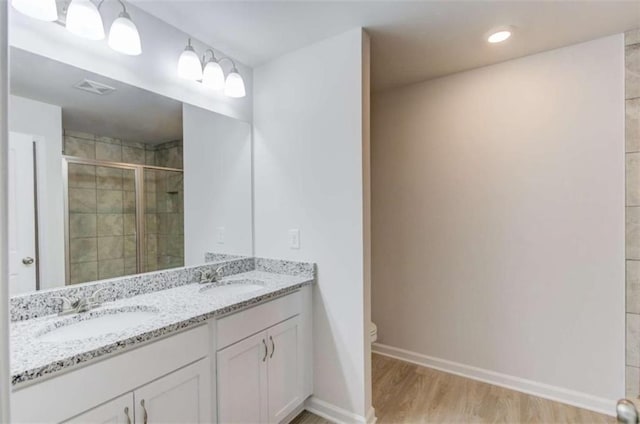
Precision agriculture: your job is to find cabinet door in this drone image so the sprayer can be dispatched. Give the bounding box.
[217,331,269,423]
[267,316,302,423]
[134,359,212,424]
[63,393,134,424]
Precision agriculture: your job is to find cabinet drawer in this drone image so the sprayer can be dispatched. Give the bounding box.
[217,291,301,350]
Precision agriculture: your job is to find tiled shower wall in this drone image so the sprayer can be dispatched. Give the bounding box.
[626,29,640,398]
[64,130,183,284]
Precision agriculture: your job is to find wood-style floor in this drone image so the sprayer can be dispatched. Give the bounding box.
[292,353,614,424]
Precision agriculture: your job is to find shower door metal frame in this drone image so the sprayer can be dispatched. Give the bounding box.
[62,155,183,284]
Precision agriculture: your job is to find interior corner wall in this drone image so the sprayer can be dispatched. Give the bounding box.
[8,95,65,289]
[371,34,625,412]
[253,28,370,420]
[361,31,373,419]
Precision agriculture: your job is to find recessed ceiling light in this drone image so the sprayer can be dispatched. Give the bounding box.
[487,29,512,44]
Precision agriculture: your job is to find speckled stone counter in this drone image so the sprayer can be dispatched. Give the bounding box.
[11,259,315,386]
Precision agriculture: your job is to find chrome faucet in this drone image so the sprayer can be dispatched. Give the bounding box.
[52,288,106,316]
[198,266,224,284]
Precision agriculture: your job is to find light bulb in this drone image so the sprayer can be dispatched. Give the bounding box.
[108,11,142,55]
[66,0,105,40]
[487,30,511,43]
[178,40,203,80]
[11,0,58,21]
[224,69,246,98]
[202,60,225,90]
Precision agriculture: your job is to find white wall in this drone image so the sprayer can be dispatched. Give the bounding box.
[371,35,625,413]
[8,95,64,289]
[253,28,372,422]
[183,103,253,264]
[9,3,252,123]
[0,2,11,420]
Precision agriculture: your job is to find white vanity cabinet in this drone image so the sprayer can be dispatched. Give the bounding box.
[11,286,313,424]
[217,331,270,423]
[216,291,308,424]
[11,326,212,423]
[217,317,301,423]
[133,359,211,423]
[64,393,134,424]
[64,358,211,424]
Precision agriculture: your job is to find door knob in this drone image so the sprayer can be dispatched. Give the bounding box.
[617,399,639,423]
[22,257,34,265]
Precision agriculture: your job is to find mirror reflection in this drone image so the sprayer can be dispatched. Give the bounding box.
[9,47,252,294]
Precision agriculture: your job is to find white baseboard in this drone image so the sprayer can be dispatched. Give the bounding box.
[283,402,306,424]
[365,406,377,424]
[372,343,617,417]
[305,396,376,424]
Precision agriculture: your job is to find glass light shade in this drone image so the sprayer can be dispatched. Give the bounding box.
[11,0,58,21]
[108,12,142,55]
[202,60,225,89]
[224,71,246,98]
[487,30,511,43]
[66,0,105,40]
[177,47,203,80]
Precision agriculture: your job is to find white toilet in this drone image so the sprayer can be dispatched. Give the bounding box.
[370,322,378,343]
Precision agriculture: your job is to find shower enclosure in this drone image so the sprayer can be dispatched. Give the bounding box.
[64,156,184,284]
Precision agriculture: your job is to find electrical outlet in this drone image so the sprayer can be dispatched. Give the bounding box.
[289,229,300,249]
[216,227,225,244]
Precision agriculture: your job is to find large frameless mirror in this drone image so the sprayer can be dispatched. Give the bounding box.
[8,47,253,294]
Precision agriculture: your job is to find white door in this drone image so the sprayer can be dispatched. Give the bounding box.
[267,317,302,423]
[217,331,269,424]
[8,132,37,294]
[63,393,134,424]
[134,359,211,424]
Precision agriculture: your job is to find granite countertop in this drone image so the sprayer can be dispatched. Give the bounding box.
[11,270,313,386]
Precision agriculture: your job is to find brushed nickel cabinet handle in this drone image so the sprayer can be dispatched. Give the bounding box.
[262,339,268,362]
[269,336,275,359]
[22,257,34,265]
[141,399,148,424]
[124,406,132,424]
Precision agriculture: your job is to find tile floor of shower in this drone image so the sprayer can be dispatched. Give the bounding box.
[64,130,184,284]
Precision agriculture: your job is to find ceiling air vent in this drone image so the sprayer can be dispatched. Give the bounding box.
[73,79,116,95]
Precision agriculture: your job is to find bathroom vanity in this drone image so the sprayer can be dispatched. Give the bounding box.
[6,17,317,423]
[9,258,314,423]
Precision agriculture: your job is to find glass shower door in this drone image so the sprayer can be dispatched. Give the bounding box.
[143,168,184,272]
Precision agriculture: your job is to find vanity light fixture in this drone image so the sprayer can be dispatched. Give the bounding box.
[66,0,105,40]
[177,39,246,98]
[487,28,513,44]
[224,64,246,98]
[14,0,142,55]
[202,50,225,90]
[178,38,204,80]
[108,0,142,56]
[11,0,58,21]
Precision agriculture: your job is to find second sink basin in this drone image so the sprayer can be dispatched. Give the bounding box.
[37,306,160,343]
[199,279,265,295]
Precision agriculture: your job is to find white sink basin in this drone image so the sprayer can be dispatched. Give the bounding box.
[199,279,264,295]
[37,307,159,343]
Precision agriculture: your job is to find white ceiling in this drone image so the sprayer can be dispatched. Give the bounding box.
[10,48,183,144]
[133,0,640,91]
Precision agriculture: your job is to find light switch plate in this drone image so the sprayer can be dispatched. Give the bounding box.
[289,229,300,249]
[216,227,225,244]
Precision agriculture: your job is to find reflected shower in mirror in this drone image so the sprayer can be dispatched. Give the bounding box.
[10,48,184,293]
[8,47,253,295]
[10,47,183,291]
